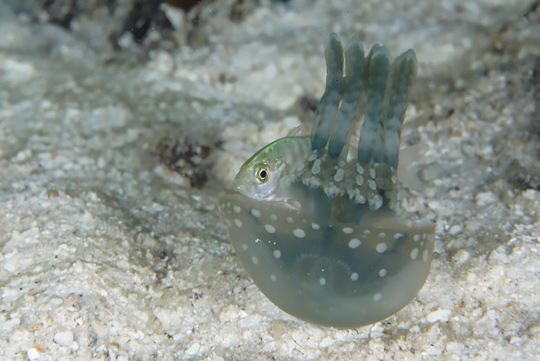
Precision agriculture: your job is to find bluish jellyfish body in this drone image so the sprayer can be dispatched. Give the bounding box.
[220,34,434,328]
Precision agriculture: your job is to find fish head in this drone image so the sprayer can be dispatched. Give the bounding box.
[233,144,286,201]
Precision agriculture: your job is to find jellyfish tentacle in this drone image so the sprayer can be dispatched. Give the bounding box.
[311,34,343,151]
[357,44,391,164]
[313,38,417,168]
[327,36,364,157]
[380,50,418,168]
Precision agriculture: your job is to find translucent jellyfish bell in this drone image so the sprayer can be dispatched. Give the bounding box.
[220,34,434,328]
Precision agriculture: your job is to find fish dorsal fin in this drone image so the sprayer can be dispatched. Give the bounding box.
[287,124,310,137]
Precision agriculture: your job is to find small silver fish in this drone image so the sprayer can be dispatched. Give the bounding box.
[220,34,434,328]
[233,137,311,206]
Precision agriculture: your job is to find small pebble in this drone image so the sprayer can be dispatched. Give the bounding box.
[53,330,74,347]
[426,309,452,323]
[27,348,39,360]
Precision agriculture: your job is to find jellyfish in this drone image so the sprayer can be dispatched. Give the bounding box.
[219,34,434,328]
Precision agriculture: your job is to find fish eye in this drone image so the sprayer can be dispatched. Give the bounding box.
[256,165,270,183]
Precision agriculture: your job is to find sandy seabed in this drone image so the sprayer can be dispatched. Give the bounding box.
[0,0,539,360]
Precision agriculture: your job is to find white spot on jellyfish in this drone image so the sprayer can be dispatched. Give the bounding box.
[319,277,326,286]
[312,223,320,230]
[376,243,387,253]
[265,224,276,234]
[270,274,277,282]
[343,227,353,234]
[339,160,346,167]
[233,205,241,213]
[411,248,419,260]
[307,153,318,162]
[363,229,371,235]
[423,249,430,263]
[241,244,248,251]
[287,217,294,224]
[250,208,261,218]
[368,180,377,190]
[234,218,243,228]
[373,293,382,302]
[379,232,386,238]
[369,168,376,179]
[296,163,305,172]
[356,175,364,186]
[356,164,364,174]
[293,228,306,238]
[270,214,278,221]
[394,233,403,239]
[379,269,387,278]
[334,168,345,182]
[251,256,259,265]
[414,234,421,242]
[350,272,359,281]
[312,159,322,175]
[391,175,398,184]
[273,250,281,259]
[348,238,361,249]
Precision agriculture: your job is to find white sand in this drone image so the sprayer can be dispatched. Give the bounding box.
[1,0,539,359]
